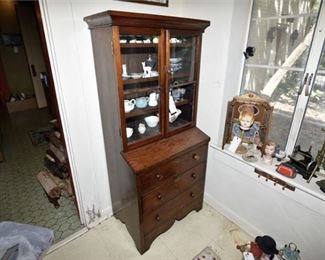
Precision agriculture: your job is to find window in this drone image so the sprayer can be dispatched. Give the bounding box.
[241,0,325,157]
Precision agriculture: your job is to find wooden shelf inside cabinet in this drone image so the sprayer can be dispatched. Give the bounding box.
[175,99,191,107]
[125,106,159,118]
[170,73,191,80]
[168,119,192,130]
[170,81,196,89]
[170,43,193,48]
[124,86,161,96]
[123,76,159,85]
[120,43,158,48]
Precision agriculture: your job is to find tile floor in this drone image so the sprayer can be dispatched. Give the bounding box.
[45,203,253,260]
[0,108,83,242]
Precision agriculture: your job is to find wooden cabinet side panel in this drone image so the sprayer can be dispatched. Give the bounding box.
[89,27,141,247]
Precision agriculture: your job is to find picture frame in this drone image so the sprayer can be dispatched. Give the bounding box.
[118,0,169,7]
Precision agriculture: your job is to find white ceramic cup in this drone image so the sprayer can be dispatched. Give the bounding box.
[126,127,133,138]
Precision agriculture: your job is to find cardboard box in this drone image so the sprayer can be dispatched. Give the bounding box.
[6,98,37,113]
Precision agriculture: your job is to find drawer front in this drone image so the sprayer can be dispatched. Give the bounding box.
[142,163,206,214]
[143,180,204,234]
[139,145,208,194]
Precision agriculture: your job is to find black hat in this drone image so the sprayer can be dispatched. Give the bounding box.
[255,235,279,255]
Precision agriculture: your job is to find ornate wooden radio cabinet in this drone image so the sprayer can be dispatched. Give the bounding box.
[84,11,210,253]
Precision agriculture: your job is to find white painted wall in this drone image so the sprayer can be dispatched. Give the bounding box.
[205,147,325,260]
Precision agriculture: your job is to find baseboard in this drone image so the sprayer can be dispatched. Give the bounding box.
[100,205,113,218]
[47,227,88,254]
[204,192,262,238]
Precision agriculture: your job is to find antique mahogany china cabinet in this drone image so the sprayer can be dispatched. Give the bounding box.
[84,11,210,253]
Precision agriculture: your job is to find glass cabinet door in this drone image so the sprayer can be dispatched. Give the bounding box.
[119,31,162,149]
[167,32,198,133]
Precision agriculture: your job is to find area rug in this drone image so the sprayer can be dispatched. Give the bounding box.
[192,246,222,260]
[28,126,54,146]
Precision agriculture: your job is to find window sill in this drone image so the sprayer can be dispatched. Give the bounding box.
[209,143,325,202]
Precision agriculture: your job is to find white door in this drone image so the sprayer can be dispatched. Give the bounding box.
[17,4,47,109]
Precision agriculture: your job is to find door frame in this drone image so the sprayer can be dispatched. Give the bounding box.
[35,1,87,224]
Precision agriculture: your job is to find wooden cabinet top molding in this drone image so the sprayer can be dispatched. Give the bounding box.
[84,10,210,31]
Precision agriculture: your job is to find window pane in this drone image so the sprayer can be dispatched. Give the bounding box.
[252,0,321,18]
[296,68,325,158]
[241,67,304,149]
[247,16,317,68]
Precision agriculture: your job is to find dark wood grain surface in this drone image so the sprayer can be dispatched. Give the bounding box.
[84,10,210,31]
[123,127,209,173]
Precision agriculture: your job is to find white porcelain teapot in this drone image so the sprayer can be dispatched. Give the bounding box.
[148,92,158,107]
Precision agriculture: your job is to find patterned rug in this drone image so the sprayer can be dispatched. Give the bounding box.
[28,126,54,146]
[193,246,222,260]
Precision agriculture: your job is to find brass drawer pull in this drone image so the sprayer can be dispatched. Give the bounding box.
[156,193,162,200]
[191,173,197,179]
[190,192,195,198]
[155,174,162,181]
[155,215,160,222]
[193,154,200,160]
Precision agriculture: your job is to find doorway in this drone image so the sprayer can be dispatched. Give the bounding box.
[0,0,83,242]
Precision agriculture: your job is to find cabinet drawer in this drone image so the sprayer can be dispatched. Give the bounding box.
[142,163,206,214]
[139,145,208,193]
[143,180,204,234]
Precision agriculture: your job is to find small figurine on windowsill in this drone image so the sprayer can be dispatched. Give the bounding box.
[232,109,261,154]
[262,141,276,165]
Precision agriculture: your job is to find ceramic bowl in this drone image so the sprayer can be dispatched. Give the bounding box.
[126,127,133,138]
[144,116,159,128]
[169,57,182,64]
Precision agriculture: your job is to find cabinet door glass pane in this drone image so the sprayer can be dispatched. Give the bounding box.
[120,34,161,146]
[168,34,197,131]
[296,45,325,158]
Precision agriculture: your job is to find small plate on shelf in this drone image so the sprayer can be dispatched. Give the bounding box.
[151,71,159,77]
[131,73,143,79]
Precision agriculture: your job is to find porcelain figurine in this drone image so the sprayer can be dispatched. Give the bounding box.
[142,62,152,78]
[262,141,276,165]
[138,123,146,134]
